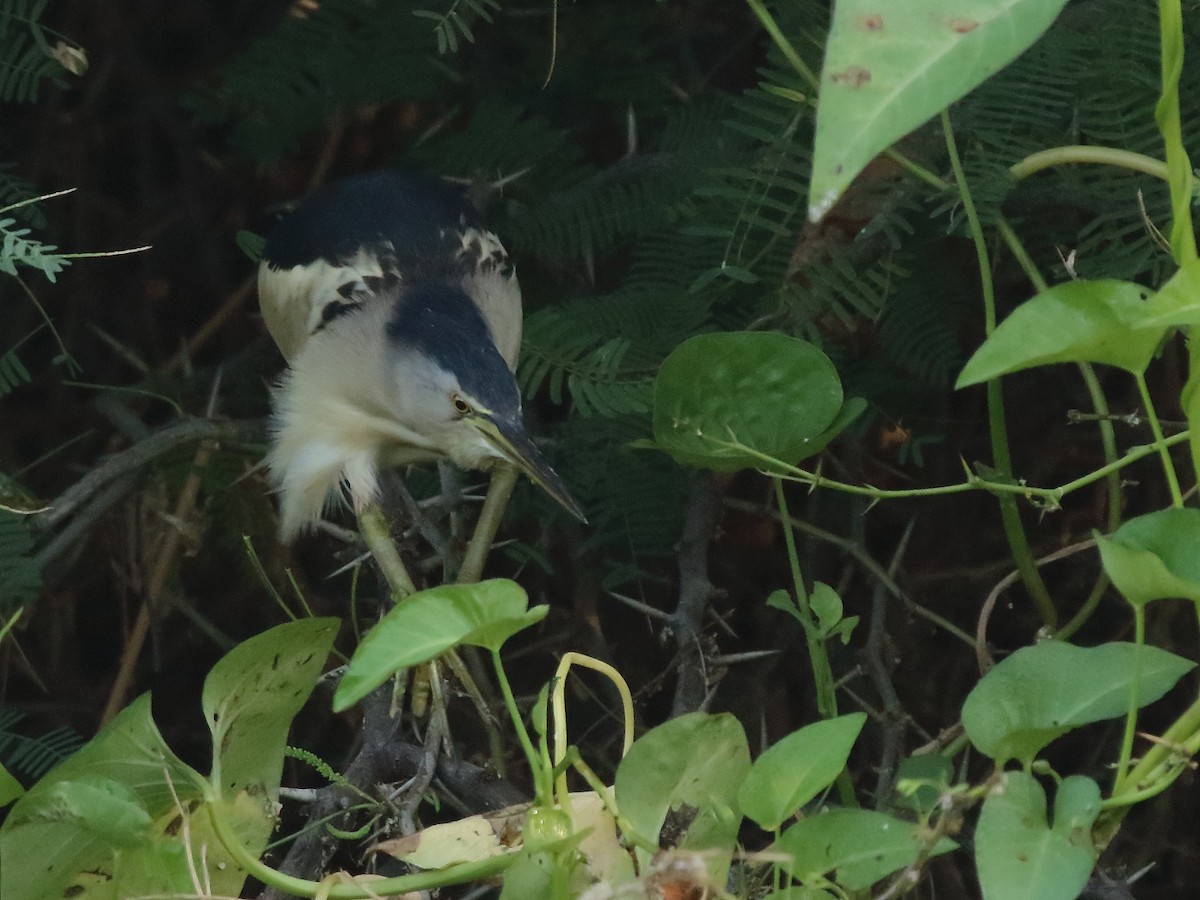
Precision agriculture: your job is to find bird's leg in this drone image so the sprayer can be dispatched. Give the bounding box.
[356,502,437,716]
[456,462,519,585]
[356,503,417,599]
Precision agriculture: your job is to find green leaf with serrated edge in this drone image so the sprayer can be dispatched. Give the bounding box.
[810,0,1070,221]
[776,808,956,890]
[333,580,546,711]
[956,280,1165,387]
[1096,509,1200,607]
[739,713,866,831]
[204,617,339,799]
[975,772,1099,900]
[652,332,844,472]
[962,642,1194,766]
[615,712,749,883]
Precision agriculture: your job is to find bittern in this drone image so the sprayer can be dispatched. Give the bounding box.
[257,170,583,539]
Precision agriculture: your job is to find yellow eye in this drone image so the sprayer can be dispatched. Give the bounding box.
[452,394,471,415]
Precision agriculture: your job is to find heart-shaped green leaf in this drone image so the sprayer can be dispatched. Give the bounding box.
[333,580,547,711]
[652,332,845,472]
[204,616,340,798]
[975,772,1099,900]
[776,808,956,890]
[1096,509,1200,607]
[615,712,749,882]
[957,280,1165,386]
[962,641,1195,766]
[739,713,866,831]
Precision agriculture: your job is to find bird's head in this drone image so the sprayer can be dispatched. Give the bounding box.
[386,282,585,521]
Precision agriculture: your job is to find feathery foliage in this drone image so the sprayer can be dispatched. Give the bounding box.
[184,0,445,161]
[0,344,30,396]
[413,0,501,55]
[0,0,71,102]
[0,709,83,783]
[0,215,68,281]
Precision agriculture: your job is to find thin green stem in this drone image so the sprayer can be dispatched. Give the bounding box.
[745,0,818,90]
[1155,0,1198,264]
[883,148,951,192]
[1113,606,1147,794]
[1009,146,1170,184]
[1055,575,1111,643]
[1108,694,1200,805]
[207,790,516,898]
[357,504,416,599]
[1135,372,1184,507]
[751,431,1191,504]
[774,478,836,719]
[995,217,1123,636]
[1076,365,1123,534]
[942,109,1057,630]
[492,649,550,803]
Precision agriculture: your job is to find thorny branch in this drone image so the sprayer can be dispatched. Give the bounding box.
[669,472,720,718]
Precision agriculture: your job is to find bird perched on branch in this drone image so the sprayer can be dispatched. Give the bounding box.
[257,170,583,540]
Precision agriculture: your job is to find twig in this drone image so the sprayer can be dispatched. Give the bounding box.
[670,473,719,718]
[722,496,975,648]
[160,274,257,375]
[100,437,216,723]
[975,536,1098,674]
[866,520,915,807]
[398,664,447,835]
[257,686,525,900]
[36,417,254,532]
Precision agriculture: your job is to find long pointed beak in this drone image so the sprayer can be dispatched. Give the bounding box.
[477,416,587,522]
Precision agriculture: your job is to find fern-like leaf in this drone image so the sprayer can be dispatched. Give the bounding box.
[184,0,444,161]
[413,0,499,54]
[0,0,74,103]
[0,216,68,281]
[0,344,30,396]
[0,709,83,782]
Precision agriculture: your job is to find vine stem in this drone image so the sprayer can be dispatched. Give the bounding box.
[1135,372,1184,507]
[773,479,837,719]
[1113,605,1147,796]
[1009,146,1170,183]
[206,791,515,898]
[492,648,550,802]
[941,109,1058,631]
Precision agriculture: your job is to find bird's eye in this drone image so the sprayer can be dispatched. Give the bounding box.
[451,394,471,415]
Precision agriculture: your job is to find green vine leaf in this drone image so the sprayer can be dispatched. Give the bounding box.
[956,280,1165,386]
[649,332,847,472]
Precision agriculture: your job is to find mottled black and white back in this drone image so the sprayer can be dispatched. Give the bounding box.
[256,171,531,539]
[258,171,520,366]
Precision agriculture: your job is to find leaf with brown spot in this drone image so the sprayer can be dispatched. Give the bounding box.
[810,0,1072,221]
